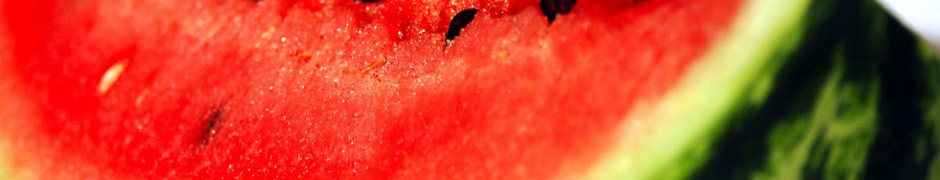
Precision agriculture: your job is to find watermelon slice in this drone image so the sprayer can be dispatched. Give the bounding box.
[0,0,938,179]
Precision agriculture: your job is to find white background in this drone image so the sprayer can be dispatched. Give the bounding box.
[880,0,940,51]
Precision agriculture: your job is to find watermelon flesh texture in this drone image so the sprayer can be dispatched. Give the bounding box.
[0,0,742,178]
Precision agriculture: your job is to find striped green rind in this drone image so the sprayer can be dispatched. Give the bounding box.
[918,36,940,180]
[751,45,880,179]
[587,0,940,179]
[705,0,940,178]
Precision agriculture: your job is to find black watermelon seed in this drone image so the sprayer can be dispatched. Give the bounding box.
[540,0,576,23]
[445,9,479,45]
[360,0,382,2]
[200,105,227,146]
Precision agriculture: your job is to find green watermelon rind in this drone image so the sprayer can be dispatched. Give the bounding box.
[587,0,940,178]
[918,36,940,180]
[755,46,880,179]
[585,0,813,179]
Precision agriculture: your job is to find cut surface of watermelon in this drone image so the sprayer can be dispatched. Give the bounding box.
[0,0,744,178]
[16,0,940,179]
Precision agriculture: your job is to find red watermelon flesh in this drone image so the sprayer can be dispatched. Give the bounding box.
[0,0,741,178]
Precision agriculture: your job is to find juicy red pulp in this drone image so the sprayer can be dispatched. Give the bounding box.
[1,0,741,178]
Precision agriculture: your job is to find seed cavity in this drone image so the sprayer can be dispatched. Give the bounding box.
[98,60,128,96]
[445,8,479,47]
[292,50,313,63]
[360,58,387,75]
[540,0,576,23]
[135,89,149,106]
[200,104,227,146]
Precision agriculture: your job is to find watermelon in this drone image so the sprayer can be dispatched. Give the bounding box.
[0,0,938,179]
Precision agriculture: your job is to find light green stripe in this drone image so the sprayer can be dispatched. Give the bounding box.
[754,44,880,180]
